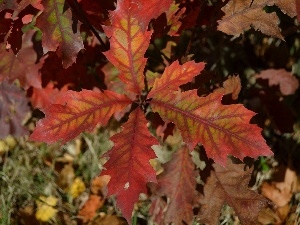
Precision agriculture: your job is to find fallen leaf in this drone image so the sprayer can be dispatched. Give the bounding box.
[91,175,110,196]
[78,195,104,223]
[35,196,58,222]
[69,177,86,198]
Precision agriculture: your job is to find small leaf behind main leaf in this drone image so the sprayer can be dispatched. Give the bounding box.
[156,147,196,225]
[147,60,205,99]
[36,0,84,68]
[103,0,151,95]
[101,108,158,224]
[150,89,273,166]
[30,90,132,144]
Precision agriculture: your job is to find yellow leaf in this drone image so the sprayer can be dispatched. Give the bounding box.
[69,177,86,198]
[35,196,58,222]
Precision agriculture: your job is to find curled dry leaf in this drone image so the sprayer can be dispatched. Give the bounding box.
[256,69,299,95]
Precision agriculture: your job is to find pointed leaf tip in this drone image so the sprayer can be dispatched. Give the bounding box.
[150,90,272,166]
[30,90,132,144]
[148,60,205,99]
[101,108,158,223]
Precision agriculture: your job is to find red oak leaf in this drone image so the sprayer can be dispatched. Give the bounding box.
[156,147,197,224]
[199,160,269,225]
[30,82,69,109]
[30,90,132,144]
[0,30,45,89]
[148,60,205,98]
[103,0,172,95]
[36,0,84,68]
[101,108,158,224]
[0,81,30,138]
[150,89,273,166]
[127,0,172,31]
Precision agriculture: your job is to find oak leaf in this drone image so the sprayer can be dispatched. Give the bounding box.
[30,82,69,109]
[156,147,196,225]
[103,0,171,95]
[148,60,205,98]
[218,0,284,39]
[101,108,158,224]
[256,69,299,95]
[30,90,132,144]
[126,0,172,31]
[0,30,45,89]
[199,160,269,225]
[150,89,273,166]
[36,0,84,68]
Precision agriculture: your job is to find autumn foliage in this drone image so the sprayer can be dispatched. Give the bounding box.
[1,0,300,224]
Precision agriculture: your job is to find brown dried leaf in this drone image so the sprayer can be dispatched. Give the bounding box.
[223,75,241,100]
[275,0,297,17]
[199,160,268,225]
[218,0,283,39]
[256,69,299,95]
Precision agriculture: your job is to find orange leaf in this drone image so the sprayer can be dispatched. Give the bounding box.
[101,108,158,223]
[150,90,273,166]
[78,195,104,223]
[103,0,172,95]
[30,90,132,144]
[148,60,205,98]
